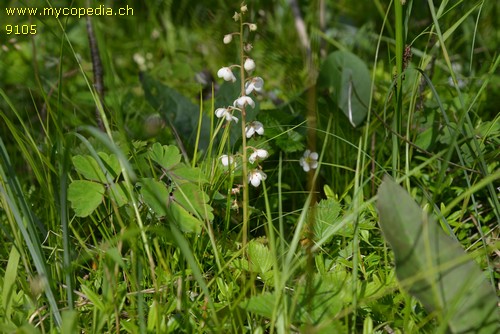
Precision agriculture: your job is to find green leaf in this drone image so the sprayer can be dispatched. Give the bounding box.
[172,182,213,221]
[107,182,129,207]
[72,155,107,183]
[141,73,211,150]
[149,143,182,171]
[167,201,202,234]
[2,246,20,319]
[377,176,499,333]
[248,239,273,273]
[97,152,121,179]
[170,165,209,184]
[139,178,169,217]
[239,293,276,318]
[68,180,105,217]
[318,50,371,127]
[313,198,342,243]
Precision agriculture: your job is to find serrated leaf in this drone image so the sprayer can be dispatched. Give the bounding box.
[318,50,371,127]
[172,182,214,221]
[313,198,341,243]
[149,143,182,170]
[248,240,273,273]
[139,178,169,217]
[377,176,499,333]
[68,180,104,217]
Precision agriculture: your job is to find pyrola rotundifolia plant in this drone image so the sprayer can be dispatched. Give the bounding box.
[215,3,268,250]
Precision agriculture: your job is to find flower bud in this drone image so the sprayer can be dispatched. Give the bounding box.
[223,34,232,44]
[244,58,256,72]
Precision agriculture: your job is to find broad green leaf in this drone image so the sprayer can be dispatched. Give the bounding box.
[318,50,371,127]
[239,293,275,318]
[248,239,273,273]
[170,165,209,184]
[377,176,499,333]
[72,155,107,183]
[313,198,341,243]
[167,201,202,234]
[141,73,211,150]
[68,180,104,217]
[149,143,182,170]
[107,182,129,207]
[172,182,214,221]
[139,178,169,217]
[97,152,121,179]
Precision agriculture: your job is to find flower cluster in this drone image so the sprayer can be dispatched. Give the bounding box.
[216,3,269,188]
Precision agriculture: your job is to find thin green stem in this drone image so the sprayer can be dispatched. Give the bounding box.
[239,16,249,257]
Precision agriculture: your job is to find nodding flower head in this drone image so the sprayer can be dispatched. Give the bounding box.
[220,154,234,167]
[249,23,257,31]
[244,58,256,73]
[245,121,264,138]
[299,150,319,172]
[223,34,233,44]
[248,169,267,187]
[215,107,238,123]
[249,148,269,164]
[234,96,255,109]
[217,67,236,82]
[245,77,264,95]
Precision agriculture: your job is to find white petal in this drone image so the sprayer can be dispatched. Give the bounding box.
[217,67,236,82]
[256,149,268,158]
[245,126,255,138]
[244,58,256,72]
[215,108,227,118]
[310,152,319,160]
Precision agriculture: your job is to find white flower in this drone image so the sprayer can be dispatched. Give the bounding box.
[249,148,269,164]
[299,150,319,172]
[215,107,238,123]
[223,34,233,44]
[245,121,264,138]
[220,154,234,167]
[240,4,248,13]
[248,169,267,187]
[249,23,257,31]
[244,58,256,73]
[234,96,255,109]
[217,67,236,82]
[245,77,264,95]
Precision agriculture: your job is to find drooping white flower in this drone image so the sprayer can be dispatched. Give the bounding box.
[240,4,248,13]
[245,77,264,95]
[234,96,255,109]
[215,107,238,123]
[223,34,233,44]
[245,121,264,138]
[220,154,234,167]
[299,150,319,172]
[244,58,256,73]
[249,148,269,164]
[217,67,236,82]
[248,169,267,187]
[249,23,257,31]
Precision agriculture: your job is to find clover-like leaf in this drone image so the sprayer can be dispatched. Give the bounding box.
[68,180,104,217]
[149,143,182,171]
